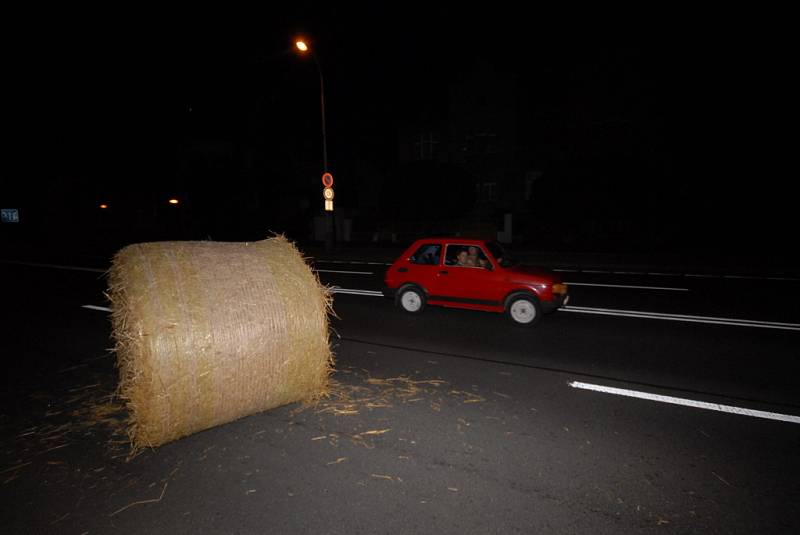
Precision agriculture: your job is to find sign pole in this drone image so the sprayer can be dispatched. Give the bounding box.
[322,173,334,252]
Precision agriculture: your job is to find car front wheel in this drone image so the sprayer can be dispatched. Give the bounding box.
[398,286,426,314]
[506,294,542,326]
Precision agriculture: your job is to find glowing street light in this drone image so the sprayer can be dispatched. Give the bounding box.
[168,198,180,205]
[99,203,109,209]
[293,38,328,173]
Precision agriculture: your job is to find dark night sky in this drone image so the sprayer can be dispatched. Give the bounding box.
[6,6,796,254]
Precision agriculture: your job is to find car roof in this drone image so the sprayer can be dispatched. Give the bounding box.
[413,237,490,245]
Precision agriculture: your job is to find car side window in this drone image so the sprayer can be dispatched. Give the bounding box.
[409,244,441,265]
[473,247,492,270]
[445,244,492,269]
[444,244,462,266]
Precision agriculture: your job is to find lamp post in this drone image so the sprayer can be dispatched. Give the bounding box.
[295,39,333,253]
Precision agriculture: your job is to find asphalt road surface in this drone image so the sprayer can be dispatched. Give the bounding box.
[1,254,799,534]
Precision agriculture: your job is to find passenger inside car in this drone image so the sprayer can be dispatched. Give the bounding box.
[456,250,471,266]
[467,246,479,263]
[447,244,489,268]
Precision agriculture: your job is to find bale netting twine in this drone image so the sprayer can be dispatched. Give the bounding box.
[108,236,333,450]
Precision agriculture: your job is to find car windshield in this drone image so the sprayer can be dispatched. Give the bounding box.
[486,241,517,267]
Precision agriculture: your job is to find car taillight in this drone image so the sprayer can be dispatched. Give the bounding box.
[552,283,567,294]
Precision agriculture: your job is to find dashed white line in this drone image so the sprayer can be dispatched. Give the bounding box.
[1,260,105,273]
[80,290,799,332]
[569,381,800,424]
[82,305,112,312]
[566,305,799,325]
[316,260,392,266]
[330,288,384,296]
[315,269,374,275]
[562,305,800,331]
[565,282,688,292]
[13,258,792,282]
[321,290,799,330]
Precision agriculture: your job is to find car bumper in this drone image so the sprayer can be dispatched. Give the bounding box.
[542,292,569,313]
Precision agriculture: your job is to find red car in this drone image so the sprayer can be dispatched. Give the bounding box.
[383,237,569,326]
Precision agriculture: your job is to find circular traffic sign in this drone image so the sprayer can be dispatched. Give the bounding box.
[323,187,335,200]
[322,172,334,187]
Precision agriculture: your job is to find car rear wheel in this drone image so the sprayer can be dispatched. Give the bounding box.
[506,294,542,326]
[398,286,426,314]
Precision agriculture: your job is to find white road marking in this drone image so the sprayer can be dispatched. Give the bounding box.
[82,305,112,312]
[314,288,800,330]
[562,305,800,331]
[315,269,374,275]
[316,260,392,266]
[80,289,798,332]
[568,381,800,424]
[1,260,105,273]
[14,258,793,282]
[565,282,689,292]
[330,288,384,296]
[565,305,800,325]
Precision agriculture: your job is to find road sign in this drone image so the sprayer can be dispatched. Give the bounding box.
[323,187,334,201]
[322,173,333,188]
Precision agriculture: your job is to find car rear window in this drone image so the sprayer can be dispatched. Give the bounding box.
[409,244,441,265]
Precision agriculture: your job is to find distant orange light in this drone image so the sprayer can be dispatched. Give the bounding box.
[295,40,309,52]
[99,204,108,209]
[168,198,179,205]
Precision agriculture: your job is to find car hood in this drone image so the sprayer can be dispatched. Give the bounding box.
[503,264,558,283]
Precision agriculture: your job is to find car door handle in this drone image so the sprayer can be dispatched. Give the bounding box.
[397,267,408,273]
[438,270,448,275]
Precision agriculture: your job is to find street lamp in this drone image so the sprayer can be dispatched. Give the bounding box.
[295,38,334,253]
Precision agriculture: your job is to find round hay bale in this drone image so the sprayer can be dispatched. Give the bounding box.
[108,236,332,450]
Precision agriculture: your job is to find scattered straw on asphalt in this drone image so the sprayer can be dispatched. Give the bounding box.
[4,375,129,483]
[307,372,448,418]
[108,481,168,517]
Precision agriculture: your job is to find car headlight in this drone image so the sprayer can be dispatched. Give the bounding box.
[552,283,567,294]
